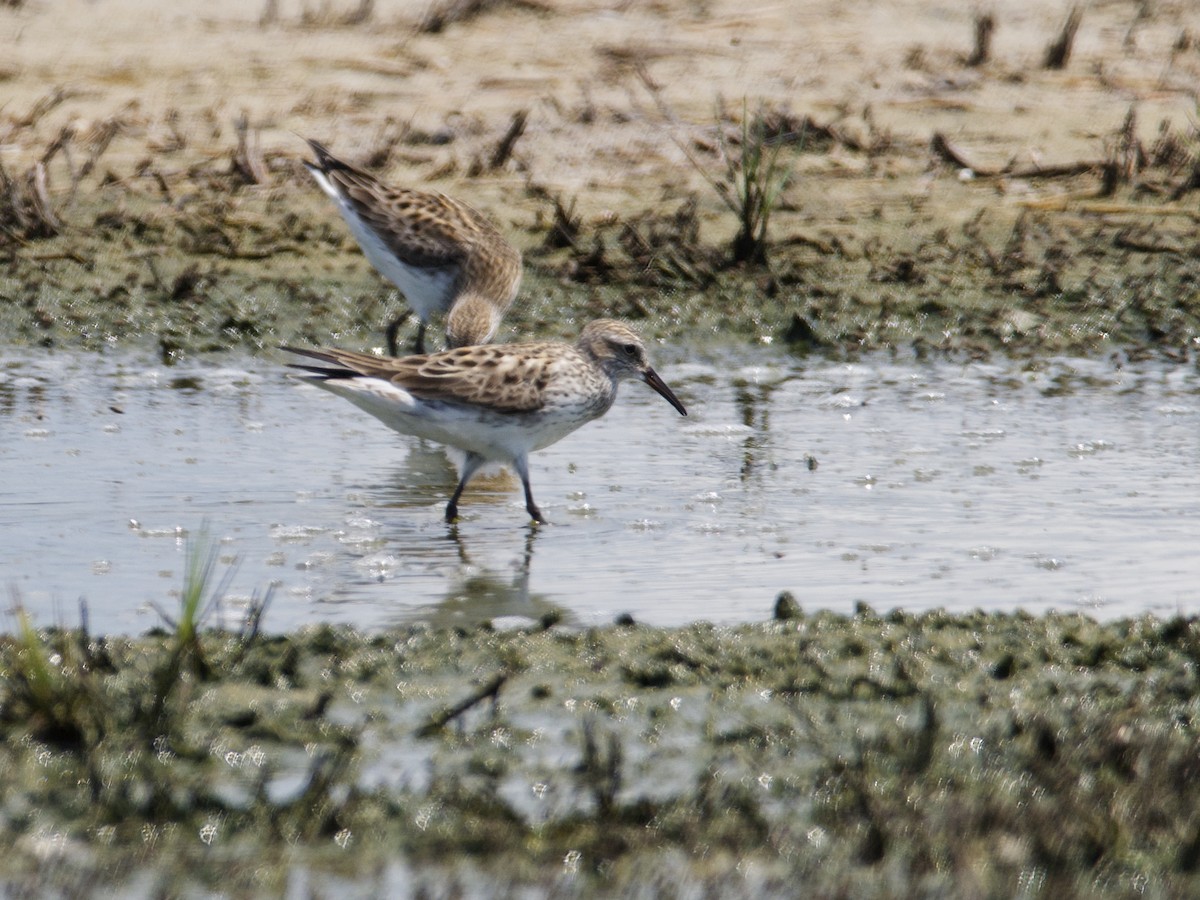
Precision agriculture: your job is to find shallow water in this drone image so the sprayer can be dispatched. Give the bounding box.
[1,346,1197,634]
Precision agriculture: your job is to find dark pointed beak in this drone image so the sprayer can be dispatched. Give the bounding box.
[642,367,687,416]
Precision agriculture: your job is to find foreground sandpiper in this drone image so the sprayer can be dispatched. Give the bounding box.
[284,320,687,524]
[303,138,522,355]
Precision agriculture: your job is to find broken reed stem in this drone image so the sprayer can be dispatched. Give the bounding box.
[419,0,495,34]
[1044,6,1083,70]
[232,113,269,185]
[967,13,995,67]
[489,108,528,170]
[79,117,123,179]
[16,86,68,129]
[0,158,62,240]
[417,670,508,737]
[1099,105,1144,197]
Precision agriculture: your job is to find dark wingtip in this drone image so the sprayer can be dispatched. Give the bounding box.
[301,137,350,173]
[281,347,356,381]
[281,345,337,368]
[279,344,322,360]
[286,363,345,379]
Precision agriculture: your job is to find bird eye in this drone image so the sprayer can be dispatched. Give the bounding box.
[621,343,638,357]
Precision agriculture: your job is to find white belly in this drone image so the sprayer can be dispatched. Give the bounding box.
[336,201,459,323]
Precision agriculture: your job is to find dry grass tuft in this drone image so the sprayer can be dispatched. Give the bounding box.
[0,158,61,243]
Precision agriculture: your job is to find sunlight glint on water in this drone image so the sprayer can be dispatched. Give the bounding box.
[0,349,1197,634]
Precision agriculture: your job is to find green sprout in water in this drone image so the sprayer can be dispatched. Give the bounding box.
[5,599,94,747]
[145,526,235,724]
[15,606,56,712]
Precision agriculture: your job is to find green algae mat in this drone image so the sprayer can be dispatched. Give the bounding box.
[3,607,1199,897]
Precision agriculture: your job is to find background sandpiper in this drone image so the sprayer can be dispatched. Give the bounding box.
[303,138,523,356]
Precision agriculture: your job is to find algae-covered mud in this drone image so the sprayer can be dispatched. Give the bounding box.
[4,611,1200,897]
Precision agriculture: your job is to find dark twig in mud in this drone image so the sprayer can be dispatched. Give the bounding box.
[40,125,76,170]
[231,112,269,186]
[1099,106,1145,197]
[14,86,69,129]
[1044,6,1083,70]
[417,670,509,737]
[527,181,581,249]
[1113,226,1182,255]
[578,718,623,818]
[23,249,88,265]
[417,0,548,34]
[40,126,83,208]
[930,132,978,171]
[1009,160,1103,179]
[1169,165,1200,201]
[967,12,995,66]
[931,131,1103,181]
[488,108,528,171]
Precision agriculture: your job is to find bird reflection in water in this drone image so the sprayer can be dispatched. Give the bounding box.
[356,446,565,627]
[421,526,565,628]
[733,378,775,482]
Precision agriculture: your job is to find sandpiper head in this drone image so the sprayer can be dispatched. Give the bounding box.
[577,320,687,416]
[445,293,503,348]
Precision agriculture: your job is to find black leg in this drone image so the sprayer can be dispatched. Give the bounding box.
[524,491,545,525]
[413,323,427,355]
[514,456,546,524]
[444,453,484,523]
[386,310,412,357]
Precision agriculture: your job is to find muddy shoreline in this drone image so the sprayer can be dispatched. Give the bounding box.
[3,3,1200,362]
[6,608,1200,896]
[4,137,1200,363]
[5,184,1200,364]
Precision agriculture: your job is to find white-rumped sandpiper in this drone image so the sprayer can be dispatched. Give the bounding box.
[304,138,522,355]
[284,319,687,523]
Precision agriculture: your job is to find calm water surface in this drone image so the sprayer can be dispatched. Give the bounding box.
[1,345,1197,634]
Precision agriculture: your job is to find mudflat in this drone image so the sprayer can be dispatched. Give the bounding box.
[2,0,1199,357]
